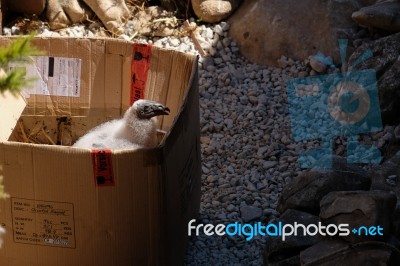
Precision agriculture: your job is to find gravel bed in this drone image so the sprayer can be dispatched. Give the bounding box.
[184,22,300,266]
[3,17,394,266]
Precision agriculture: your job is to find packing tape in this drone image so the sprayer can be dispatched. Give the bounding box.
[91,150,114,186]
[130,43,152,105]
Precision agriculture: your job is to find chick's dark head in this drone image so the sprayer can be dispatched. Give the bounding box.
[133,99,170,119]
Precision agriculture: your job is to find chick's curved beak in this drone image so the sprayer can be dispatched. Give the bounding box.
[152,104,170,116]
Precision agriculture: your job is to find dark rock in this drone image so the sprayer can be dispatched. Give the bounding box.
[387,234,400,250]
[371,150,400,240]
[371,151,400,204]
[349,32,400,125]
[264,255,300,266]
[6,0,46,15]
[278,157,371,215]
[395,124,400,139]
[201,56,214,70]
[264,209,322,266]
[300,239,350,265]
[279,209,320,225]
[300,240,400,265]
[393,207,400,240]
[352,1,400,32]
[358,0,380,6]
[320,190,397,243]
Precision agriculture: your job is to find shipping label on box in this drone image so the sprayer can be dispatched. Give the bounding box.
[9,56,82,98]
[11,198,75,248]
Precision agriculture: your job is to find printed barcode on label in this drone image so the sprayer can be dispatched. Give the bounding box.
[48,57,54,77]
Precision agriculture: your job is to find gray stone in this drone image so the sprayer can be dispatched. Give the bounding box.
[202,165,210,174]
[240,205,262,222]
[227,204,236,212]
[216,212,227,220]
[214,24,224,35]
[256,147,268,157]
[206,175,216,183]
[178,43,190,52]
[239,95,248,105]
[213,57,223,65]
[263,161,278,169]
[191,0,243,23]
[309,55,327,73]
[168,37,180,47]
[277,56,288,68]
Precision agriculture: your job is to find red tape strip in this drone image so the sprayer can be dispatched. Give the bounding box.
[130,43,152,105]
[91,150,114,186]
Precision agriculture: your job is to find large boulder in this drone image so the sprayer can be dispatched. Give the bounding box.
[277,157,371,215]
[352,0,400,32]
[264,209,322,266]
[320,190,397,242]
[229,0,360,66]
[300,240,400,265]
[349,32,400,125]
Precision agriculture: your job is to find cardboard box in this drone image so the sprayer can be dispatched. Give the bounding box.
[0,37,201,265]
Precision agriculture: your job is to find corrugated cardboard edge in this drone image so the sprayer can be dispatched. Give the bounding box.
[112,54,201,264]
[113,54,201,265]
[160,56,201,265]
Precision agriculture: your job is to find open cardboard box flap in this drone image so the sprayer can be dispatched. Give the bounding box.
[0,91,26,141]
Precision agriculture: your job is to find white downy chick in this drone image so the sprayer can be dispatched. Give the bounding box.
[72,99,170,150]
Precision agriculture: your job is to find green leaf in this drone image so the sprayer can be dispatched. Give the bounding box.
[0,35,42,66]
[0,34,43,95]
